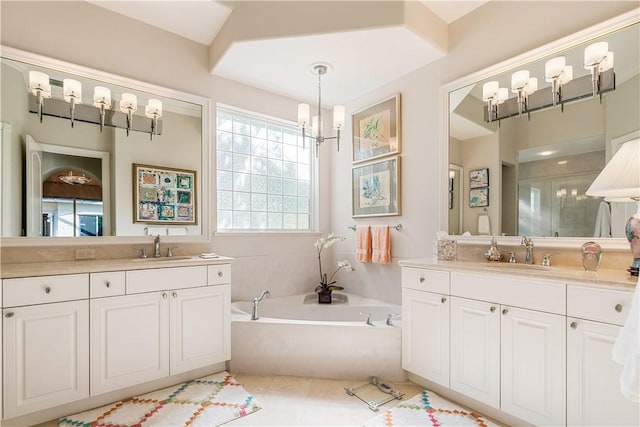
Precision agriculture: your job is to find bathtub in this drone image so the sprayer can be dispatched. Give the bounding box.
[230,293,405,381]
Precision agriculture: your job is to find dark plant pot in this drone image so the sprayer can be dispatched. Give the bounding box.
[317,291,332,304]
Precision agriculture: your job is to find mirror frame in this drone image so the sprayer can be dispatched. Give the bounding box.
[0,46,212,247]
[439,9,638,250]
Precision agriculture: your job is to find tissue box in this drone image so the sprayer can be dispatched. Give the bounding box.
[437,240,457,261]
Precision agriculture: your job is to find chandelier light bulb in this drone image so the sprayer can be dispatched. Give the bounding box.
[332,105,345,130]
[297,103,310,127]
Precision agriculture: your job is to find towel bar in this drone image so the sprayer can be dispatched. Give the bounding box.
[348,223,402,231]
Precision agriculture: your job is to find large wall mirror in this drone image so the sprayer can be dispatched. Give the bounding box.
[442,11,638,247]
[0,47,211,245]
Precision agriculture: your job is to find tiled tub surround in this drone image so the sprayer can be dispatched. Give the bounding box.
[0,256,233,426]
[399,258,639,427]
[231,293,404,381]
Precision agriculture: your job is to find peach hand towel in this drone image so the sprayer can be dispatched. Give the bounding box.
[372,225,391,264]
[355,225,372,263]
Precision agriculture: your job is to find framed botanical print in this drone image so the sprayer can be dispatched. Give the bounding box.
[352,156,400,217]
[352,93,401,163]
[133,163,197,224]
[470,187,489,208]
[469,168,489,188]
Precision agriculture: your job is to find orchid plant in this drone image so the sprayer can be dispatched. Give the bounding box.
[314,233,355,294]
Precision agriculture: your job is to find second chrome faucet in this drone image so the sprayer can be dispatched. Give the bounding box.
[252,290,271,320]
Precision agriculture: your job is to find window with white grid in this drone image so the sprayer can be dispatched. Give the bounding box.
[216,105,313,231]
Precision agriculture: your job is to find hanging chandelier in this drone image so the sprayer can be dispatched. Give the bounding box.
[297,63,345,157]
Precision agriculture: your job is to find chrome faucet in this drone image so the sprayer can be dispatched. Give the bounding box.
[153,235,161,258]
[521,236,534,264]
[251,290,271,320]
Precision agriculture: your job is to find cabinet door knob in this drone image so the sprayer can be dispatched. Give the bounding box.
[441,297,447,304]
[105,281,111,288]
[218,271,223,277]
[419,276,425,283]
[570,321,578,329]
[490,306,496,312]
[44,286,51,294]
[615,304,623,313]
[5,312,14,318]
[502,308,509,315]
[172,292,178,298]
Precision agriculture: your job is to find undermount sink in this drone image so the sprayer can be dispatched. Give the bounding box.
[485,262,551,271]
[131,256,193,262]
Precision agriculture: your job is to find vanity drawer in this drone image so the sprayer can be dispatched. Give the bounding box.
[208,264,231,285]
[3,274,89,307]
[90,271,126,298]
[126,266,207,294]
[401,267,449,294]
[567,285,633,326]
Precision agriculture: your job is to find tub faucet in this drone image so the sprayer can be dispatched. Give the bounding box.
[521,236,534,264]
[251,290,271,320]
[153,235,161,258]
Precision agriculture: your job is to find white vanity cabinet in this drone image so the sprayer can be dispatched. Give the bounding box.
[567,285,639,426]
[90,265,231,395]
[2,274,89,418]
[401,268,450,388]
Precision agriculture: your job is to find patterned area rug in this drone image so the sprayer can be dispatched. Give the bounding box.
[364,390,498,427]
[59,371,261,427]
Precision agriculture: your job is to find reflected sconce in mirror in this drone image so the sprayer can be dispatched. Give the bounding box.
[93,86,111,132]
[483,43,615,123]
[586,138,640,276]
[27,71,163,137]
[584,41,614,97]
[145,98,162,140]
[544,56,573,107]
[119,93,137,137]
[63,78,82,128]
[28,71,52,123]
[482,81,508,123]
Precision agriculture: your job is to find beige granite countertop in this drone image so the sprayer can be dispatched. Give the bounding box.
[399,258,638,291]
[0,255,234,279]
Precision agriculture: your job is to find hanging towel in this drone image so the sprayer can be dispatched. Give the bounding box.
[478,214,491,235]
[355,225,372,263]
[593,200,612,237]
[372,225,391,264]
[612,276,640,402]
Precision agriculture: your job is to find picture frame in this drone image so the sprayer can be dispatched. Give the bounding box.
[352,156,401,217]
[133,163,197,224]
[470,187,489,208]
[469,168,489,188]
[352,93,401,163]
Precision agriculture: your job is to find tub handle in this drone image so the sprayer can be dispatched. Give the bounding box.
[386,313,400,326]
[360,312,373,326]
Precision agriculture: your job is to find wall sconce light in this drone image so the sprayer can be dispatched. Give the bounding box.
[511,70,538,117]
[28,71,52,123]
[545,56,574,107]
[92,86,111,132]
[145,98,163,140]
[297,63,345,157]
[584,41,614,97]
[63,79,82,128]
[482,81,508,122]
[119,93,138,136]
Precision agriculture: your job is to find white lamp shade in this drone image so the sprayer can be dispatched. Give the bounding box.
[511,70,530,91]
[120,93,138,112]
[545,57,566,81]
[28,71,50,94]
[63,79,82,103]
[297,103,310,127]
[497,87,509,103]
[311,115,320,137]
[560,66,573,84]
[584,41,608,66]
[93,86,112,108]
[332,105,345,130]
[145,98,163,117]
[482,81,499,100]
[586,138,640,199]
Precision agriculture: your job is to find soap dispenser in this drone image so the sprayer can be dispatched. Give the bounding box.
[485,237,502,261]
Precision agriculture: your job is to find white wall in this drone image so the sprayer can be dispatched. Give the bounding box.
[1,1,636,304]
